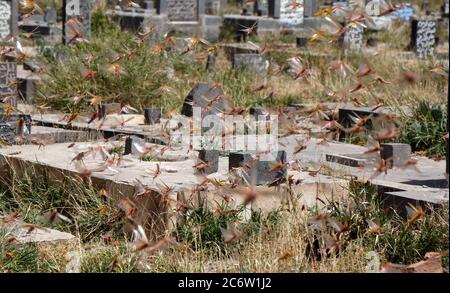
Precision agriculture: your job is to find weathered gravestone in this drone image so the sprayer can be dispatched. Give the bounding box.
[255,0,269,16]
[0,122,15,143]
[380,143,412,169]
[0,62,16,106]
[63,0,92,44]
[0,0,17,41]
[269,0,304,26]
[303,0,318,17]
[144,108,162,125]
[205,0,221,14]
[166,0,204,21]
[229,150,287,185]
[343,24,364,51]
[0,112,32,143]
[197,149,219,174]
[181,82,225,117]
[233,53,268,73]
[443,0,449,18]
[45,9,58,24]
[410,19,436,59]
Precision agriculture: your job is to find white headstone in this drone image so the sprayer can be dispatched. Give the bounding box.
[279,0,304,26]
[413,20,436,59]
[343,24,364,51]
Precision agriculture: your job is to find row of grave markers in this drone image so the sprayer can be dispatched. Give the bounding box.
[0,0,448,106]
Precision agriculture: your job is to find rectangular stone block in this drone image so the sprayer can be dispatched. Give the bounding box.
[303,0,318,17]
[380,143,411,168]
[410,19,436,59]
[17,75,39,102]
[0,0,18,40]
[233,53,268,73]
[124,135,145,155]
[0,62,16,98]
[98,103,122,119]
[167,0,199,21]
[144,108,162,125]
[197,149,219,174]
[63,0,92,44]
[268,0,281,18]
[229,150,287,185]
[181,82,225,117]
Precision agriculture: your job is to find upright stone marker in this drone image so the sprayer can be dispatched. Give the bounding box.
[255,0,269,16]
[166,0,204,21]
[0,62,16,106]
[411,19,436,59]
[0,0,18,41]
[233,53,268,73]
[303,0,317,17]
[269,0,304,25]
[63,0,92,44]
[443,0,449,18]
[343,24,364,51]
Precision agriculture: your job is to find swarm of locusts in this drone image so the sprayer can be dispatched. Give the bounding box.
[0,0,448,271]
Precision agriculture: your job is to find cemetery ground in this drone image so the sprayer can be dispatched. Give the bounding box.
[0,1,449,273]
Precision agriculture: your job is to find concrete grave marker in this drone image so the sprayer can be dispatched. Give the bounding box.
[0,122,15,143]
[197,149,219,174]
[166,0,204,21]
[443,0,449,17]
[255,0,269,16]
[181,82,225,117]
[0,0,17,41]
[229,150,287,185]
[63,0,92,44]
[380,143,411,168]
[0,62,16,105]
[45,9,58,24]
[233,53,268,73]
[144,108,162,125]
[205,0,221,14]
[269,0,304,25]
[411,19,436,59]
[303,0,318,17]
[343,24,364,51]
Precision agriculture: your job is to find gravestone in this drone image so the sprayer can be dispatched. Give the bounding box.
[0,122,15,143]
[166,0,204,21]
[229,150,287,185]
[443,0,449,18]
[343,24,364,51]
[0,62,16,106]
[233,53,268,73]
[18,75,40,102]
[205,0,221,14]
[197,149,219,174]
[205,54,216,72]
[63,0,92,44]
[143,1,155,10]
[411,19,436,59]
[144,108,162,125]
[124,135,145,155]
[380,143,411,168]
[303,0,317,17]
[0,0,18,41]
[181,82,225,117]
[391,4,415,22]
[98,103,121,119]
[255,0,269,16]
[269,0,304,26]
[45,9,58,24]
